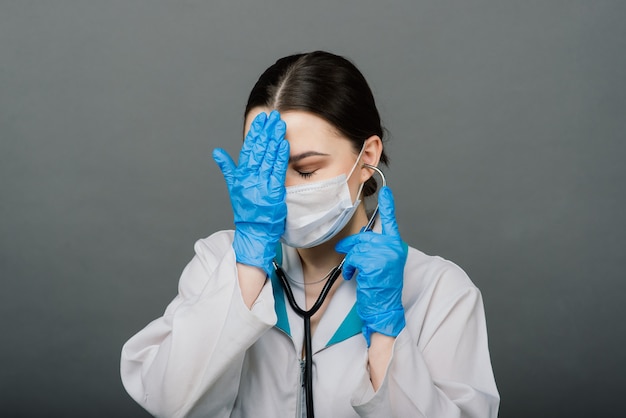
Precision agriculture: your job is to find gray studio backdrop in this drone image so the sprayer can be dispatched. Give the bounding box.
[1,1,625,417]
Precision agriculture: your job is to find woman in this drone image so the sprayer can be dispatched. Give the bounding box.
[121,51,499,417]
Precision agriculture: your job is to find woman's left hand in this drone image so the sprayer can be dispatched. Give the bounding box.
[335,186,407,346]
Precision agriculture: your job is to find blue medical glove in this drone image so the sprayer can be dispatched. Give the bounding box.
[212,110,290,275]
[335,186,407,346]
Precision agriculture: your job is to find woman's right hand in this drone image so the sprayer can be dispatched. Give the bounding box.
[213,110,290,276]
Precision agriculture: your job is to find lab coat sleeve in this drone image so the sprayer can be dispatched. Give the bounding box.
[120,230,277,418]
[351,258,500,417]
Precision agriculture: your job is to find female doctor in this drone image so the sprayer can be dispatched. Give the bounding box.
[120,51,499,417]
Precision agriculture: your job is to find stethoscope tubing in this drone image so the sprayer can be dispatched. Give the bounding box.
[272,262,343,418]
[273,164,385,418]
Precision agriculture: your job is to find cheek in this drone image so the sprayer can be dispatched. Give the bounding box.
[348,175,363,201]
[284,171,300,188]
[346,166,367,201]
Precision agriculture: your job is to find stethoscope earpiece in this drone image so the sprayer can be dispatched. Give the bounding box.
[361,163,387,188]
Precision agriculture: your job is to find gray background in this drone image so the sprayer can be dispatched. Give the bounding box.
[1,1,624,417]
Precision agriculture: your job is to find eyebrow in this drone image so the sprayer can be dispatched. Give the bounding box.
[288,151,331,163]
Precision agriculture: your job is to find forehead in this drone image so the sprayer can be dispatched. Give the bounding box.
[244,108,353,153]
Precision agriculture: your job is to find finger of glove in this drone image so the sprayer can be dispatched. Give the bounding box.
[340,243,373,281]
[335,231,381,254]
[268,139,290,194]
[248,111,280,172]
[212,148,236,190]
[259,118,286,182]
[335,233,362,254]
[342,237,400,280]
[259,134,279,181]
[342,261,357,281]
[239,112,268,168]
[337,236,360,280]
[379,186,401,237]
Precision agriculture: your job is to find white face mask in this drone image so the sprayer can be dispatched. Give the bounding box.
[281,149,364,248]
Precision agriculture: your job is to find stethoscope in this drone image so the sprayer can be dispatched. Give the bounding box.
[272,163,386,418]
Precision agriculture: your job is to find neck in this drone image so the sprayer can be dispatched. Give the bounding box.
[296,205,369,283]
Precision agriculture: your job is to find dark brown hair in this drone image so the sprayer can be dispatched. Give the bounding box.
[244,51,388,196]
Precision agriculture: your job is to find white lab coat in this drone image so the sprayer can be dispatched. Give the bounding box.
[120,230,499,417]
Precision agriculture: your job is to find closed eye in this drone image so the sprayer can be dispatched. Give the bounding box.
[297,171,315,179]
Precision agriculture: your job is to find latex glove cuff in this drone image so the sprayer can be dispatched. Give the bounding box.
[233,228,279,276]
[361,308,406,346]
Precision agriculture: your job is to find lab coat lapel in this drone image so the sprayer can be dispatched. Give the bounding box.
[312,275,362,353]
[272,244,364,355]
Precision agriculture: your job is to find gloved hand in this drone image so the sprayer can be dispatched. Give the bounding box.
[212,110,290,275]
[335,186,407,346]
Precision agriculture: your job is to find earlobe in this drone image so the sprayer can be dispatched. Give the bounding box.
[360,135,383,182]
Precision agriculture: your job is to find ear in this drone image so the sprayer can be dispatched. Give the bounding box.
[358,135,383,183]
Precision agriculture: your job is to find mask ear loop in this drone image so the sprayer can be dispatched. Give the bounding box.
[361,164,387,232]
[346,145,368,203]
